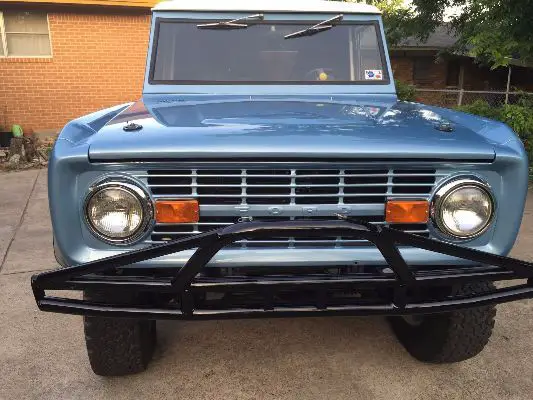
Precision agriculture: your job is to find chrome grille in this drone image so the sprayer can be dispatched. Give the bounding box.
[139,168,444,247]
[146,169,439,203]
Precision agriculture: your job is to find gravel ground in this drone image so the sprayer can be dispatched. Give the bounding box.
[1,169,532,400]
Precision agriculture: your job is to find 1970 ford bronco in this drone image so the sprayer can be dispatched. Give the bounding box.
[32,0,533,376]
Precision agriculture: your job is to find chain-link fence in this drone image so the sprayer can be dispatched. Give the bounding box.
[414,89,533,108]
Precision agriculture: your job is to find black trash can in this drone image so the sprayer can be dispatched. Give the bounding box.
[0,131,13,147]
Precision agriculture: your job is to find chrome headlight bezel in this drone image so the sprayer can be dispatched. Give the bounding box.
[431,177,495,240]
[83,179,154,245]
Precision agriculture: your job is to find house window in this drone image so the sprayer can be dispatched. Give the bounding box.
[0,11,52,57]
[412,57,434,85]
[446,60,461,87]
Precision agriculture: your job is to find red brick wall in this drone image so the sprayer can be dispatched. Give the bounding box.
[390,55,448,88]
[0,10,151,131]
[390,56,414,84]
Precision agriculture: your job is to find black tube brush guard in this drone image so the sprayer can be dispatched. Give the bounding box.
[31,217,533,320]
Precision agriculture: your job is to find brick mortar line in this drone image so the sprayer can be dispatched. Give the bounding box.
[0,170,41,273]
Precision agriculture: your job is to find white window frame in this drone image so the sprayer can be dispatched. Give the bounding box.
[0,11,53,58]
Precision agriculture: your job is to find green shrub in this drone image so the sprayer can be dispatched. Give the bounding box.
[513,91,533,108]
[395,80,416,102]
[456,100,533,164]
[500,104,533,160]
[456,100,501,120]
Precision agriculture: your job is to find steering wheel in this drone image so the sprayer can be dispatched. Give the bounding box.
[304,68,336,81]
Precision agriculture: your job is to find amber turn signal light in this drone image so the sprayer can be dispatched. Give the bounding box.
[385,200,429,224]
[155,200,199,223]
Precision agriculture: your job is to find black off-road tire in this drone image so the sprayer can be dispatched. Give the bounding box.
[389,282,496,363]
[83,290,157,376]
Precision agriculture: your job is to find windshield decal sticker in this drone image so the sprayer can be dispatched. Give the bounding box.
[365,70,383,80]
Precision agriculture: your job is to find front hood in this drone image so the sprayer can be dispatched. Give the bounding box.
[88,97,496,161]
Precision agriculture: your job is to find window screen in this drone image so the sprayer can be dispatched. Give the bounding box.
[413,57,435,85]
[1,12,52,57]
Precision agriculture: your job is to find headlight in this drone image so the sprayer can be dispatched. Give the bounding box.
[432,178,494,239]
[85,181,153,244]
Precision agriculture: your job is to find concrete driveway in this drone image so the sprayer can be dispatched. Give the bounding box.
[1,169,533,400]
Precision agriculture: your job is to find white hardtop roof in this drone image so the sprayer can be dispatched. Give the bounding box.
[153,0,381,15]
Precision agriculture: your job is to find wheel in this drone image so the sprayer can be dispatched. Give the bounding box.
[83,290,157,376]
[388,282,496,363]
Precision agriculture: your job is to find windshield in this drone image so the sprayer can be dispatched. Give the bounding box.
[150,19,388,84]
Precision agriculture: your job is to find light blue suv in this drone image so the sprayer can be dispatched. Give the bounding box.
[32,0,533,376]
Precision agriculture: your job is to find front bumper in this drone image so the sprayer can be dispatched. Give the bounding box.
[32,218,533,320]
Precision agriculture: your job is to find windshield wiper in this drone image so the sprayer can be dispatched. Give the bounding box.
[284,14,343,39]
[197,14,264,30]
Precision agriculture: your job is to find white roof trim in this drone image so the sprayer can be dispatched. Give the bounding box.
[153,0,381,15]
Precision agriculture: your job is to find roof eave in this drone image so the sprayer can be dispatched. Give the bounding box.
[152,1,381,14]
[2,0,155,8]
